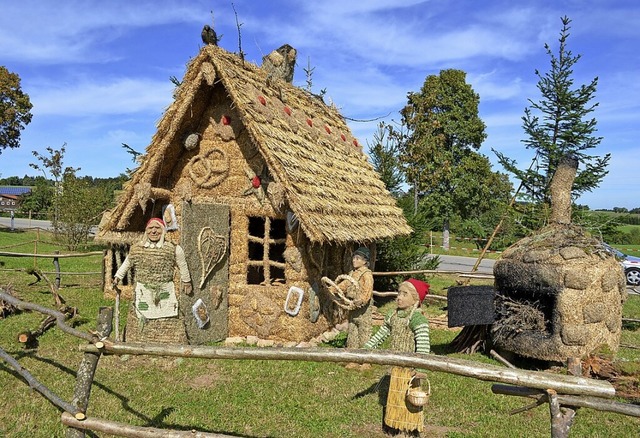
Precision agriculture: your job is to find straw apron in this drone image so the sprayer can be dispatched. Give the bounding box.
[346,267,374,348]
[385,310,424,432]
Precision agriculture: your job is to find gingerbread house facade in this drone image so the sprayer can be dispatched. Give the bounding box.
[97,45,411,344]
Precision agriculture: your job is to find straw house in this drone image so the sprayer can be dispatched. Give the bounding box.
[96,44,411,344]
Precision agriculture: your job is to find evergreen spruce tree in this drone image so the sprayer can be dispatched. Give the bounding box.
[495,16,610,208]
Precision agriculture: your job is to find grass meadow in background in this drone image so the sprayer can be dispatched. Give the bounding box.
[1,227,639,437]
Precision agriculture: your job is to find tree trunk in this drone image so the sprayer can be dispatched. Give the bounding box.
[443,218,450,251]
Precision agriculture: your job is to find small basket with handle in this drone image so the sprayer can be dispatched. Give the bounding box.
[406,375,431,407]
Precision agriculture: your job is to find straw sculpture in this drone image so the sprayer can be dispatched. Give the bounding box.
[491,157,627,361]
[96,44,411,343]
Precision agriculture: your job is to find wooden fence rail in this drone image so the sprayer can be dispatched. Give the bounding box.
[0,251,103,258]
[79,343,615,398]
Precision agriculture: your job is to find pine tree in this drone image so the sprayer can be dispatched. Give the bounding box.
[494,16,610,206]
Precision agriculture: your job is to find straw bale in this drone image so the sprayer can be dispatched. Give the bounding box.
[228,285,331,341]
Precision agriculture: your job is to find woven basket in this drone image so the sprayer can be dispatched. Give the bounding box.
[406,376,431,407]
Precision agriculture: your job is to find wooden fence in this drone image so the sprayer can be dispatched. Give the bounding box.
[1,292,639,438]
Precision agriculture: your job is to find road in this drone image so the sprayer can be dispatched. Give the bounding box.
[434,254,495,274]
[0,216,53,230]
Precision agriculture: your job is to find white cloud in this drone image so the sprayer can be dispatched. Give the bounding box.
[29,78,174,117]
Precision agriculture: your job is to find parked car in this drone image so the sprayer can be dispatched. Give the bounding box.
[603,243,640,286]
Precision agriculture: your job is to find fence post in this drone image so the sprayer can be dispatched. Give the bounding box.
[66,307,113,438]
[53,250,61,290]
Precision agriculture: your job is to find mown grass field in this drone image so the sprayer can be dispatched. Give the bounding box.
[1,227,639,437]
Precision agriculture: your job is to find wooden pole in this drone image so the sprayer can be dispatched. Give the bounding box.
[34,228,39,269]
[548,389,574,438]
[66,307,113,438]
[0,250,104,258]
[61,412,234,437]
[79,343,615,398]
[0,347,85,419]
[492,384,640,417]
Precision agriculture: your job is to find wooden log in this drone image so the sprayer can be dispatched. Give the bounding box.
[61,412,234,437]
[0,292,96,343]
[78,343,615,398]
[492,384,640,417]
[66,307,113,438]
[548,389,575,438]
[0,347,84,419]
[18,306,77,347]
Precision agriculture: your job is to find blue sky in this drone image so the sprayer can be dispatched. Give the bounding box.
[0,0,638,210]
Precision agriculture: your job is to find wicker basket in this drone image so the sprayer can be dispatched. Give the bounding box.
[406,376,431,407]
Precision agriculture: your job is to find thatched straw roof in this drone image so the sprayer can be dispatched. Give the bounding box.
[98,45,411,245]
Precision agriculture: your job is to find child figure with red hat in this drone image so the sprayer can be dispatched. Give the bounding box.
[113,217,192,343]
[364,278,430,436]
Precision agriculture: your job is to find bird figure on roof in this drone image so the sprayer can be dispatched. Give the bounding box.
[262,44,297,83]
[201,24,220,46]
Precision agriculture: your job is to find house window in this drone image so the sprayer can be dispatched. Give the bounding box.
[247,216,286,285]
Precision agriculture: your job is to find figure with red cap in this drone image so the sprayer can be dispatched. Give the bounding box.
[112,217,193,343]
[364,278,431,435]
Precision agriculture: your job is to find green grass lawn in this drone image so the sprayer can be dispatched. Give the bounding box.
[1,227,639,437]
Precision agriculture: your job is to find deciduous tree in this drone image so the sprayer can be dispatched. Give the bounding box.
[0,66,32,153]
[398,69,509,248]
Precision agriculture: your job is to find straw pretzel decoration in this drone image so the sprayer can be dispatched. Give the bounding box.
[188,148,229,188]
[321,274,359,310]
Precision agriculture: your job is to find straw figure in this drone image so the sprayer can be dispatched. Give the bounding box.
[365,278,431,436]
[112,218,193,343]
[337,247,375,349]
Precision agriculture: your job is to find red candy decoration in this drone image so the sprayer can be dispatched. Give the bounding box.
[340,134,346,141]
[353,140,359,147]
[251,175,261,188]
[221,115,231,125]
[258,96,266,105]
[306,118,313,127]
[324,125,331,134]
[284,106,292,116]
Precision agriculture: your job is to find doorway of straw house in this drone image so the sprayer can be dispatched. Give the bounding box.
[181,202,230,344]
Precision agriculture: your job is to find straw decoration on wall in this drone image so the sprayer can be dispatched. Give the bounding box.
[197,226,227,289]
[188,148,229,188]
